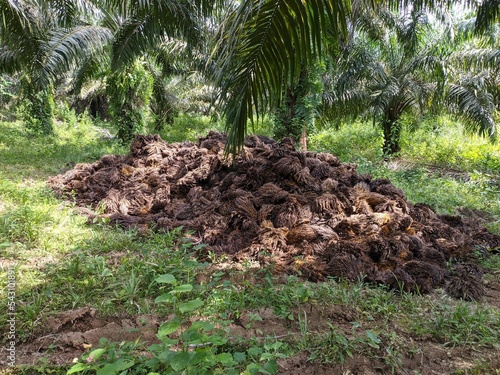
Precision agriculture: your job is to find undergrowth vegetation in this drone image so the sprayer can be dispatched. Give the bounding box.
[0,110,499,374]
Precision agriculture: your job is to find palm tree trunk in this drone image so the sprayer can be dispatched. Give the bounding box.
[300,121,308,152]
[21,77,54,135]
[382,119,401,155]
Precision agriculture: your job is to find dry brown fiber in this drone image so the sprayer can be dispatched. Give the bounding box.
[49,132,500,300]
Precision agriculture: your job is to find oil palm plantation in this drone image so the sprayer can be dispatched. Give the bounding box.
[0,0,216,139]
[0,0,112,134]
[1,0,498,147]
[321,7,498,155]
[213,0,499,154]
[71,0,215,142]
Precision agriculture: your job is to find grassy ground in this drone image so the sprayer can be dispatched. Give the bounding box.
[0,112,499,374]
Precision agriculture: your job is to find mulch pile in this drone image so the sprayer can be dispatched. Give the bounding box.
[49,132,500,300]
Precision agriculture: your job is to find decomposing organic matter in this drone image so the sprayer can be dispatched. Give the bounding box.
[49,132,500,299]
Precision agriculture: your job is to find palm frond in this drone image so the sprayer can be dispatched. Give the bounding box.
[214,0,349,154]
[0,0,44,68]
[475,0,500,34]
[447,81,496,139]
[36,25,112,88]
[0,0,34,33]
[79,78,106,100]
[111,0,206,70]
[0,46,21,74]
[450,48,500,71]
[72,47,109,95]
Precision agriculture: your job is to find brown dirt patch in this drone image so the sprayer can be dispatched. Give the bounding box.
[3,308,160,367]
[5,298,500,373]
[48,132,500,300]
[277,345,500,375]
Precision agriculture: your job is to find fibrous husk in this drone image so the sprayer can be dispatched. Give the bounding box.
[48,131,500,300]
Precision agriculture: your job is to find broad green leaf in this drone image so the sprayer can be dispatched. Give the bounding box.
[189,320,215,331]
[170,284,193,294]
[247,346,263,358]
[182,330,203,343]
[157,348,177,363]
[262,359,278,374]
[169,351,192,372]
[264,341,282,351]
[190,350,208,366]
[96,358,134,375]
[89,348,106,360]
[233,351,246,363]
[206,334,227,346]
[145,357,161,368]
[216,352,235,365]
[158,318,181,337]
[155,274,176,284]
[183,259,201,267]
[245,363,264,375]
[155,293,174,303]
[260,352,275,361]
[178,298,204,313]
[67,363,88,374]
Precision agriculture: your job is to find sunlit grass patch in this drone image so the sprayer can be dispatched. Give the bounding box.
[401,117,500,174]
[410,300,500,348]
[309,120,384,162]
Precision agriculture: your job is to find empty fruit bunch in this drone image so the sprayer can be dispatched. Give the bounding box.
[49,132,500,300]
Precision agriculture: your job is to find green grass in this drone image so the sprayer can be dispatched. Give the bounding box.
[400,116,500,174]
[1,111,499,374]
[157,113,275,144]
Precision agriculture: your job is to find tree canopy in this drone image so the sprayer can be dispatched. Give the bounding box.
[0,0,498,150]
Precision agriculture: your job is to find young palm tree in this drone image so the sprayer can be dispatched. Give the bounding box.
[322,7,498,155]
[322,9,445,155]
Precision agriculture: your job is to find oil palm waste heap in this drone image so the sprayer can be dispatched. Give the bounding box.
[49,132,500,300]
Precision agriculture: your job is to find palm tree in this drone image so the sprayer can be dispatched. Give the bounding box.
[0,0,216,138]
[321,8,446,154]
[212,0,350,154]
[74,0,217,141]
[322,6,499,155]
[0,0,112,134]
[443,17,500,140]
